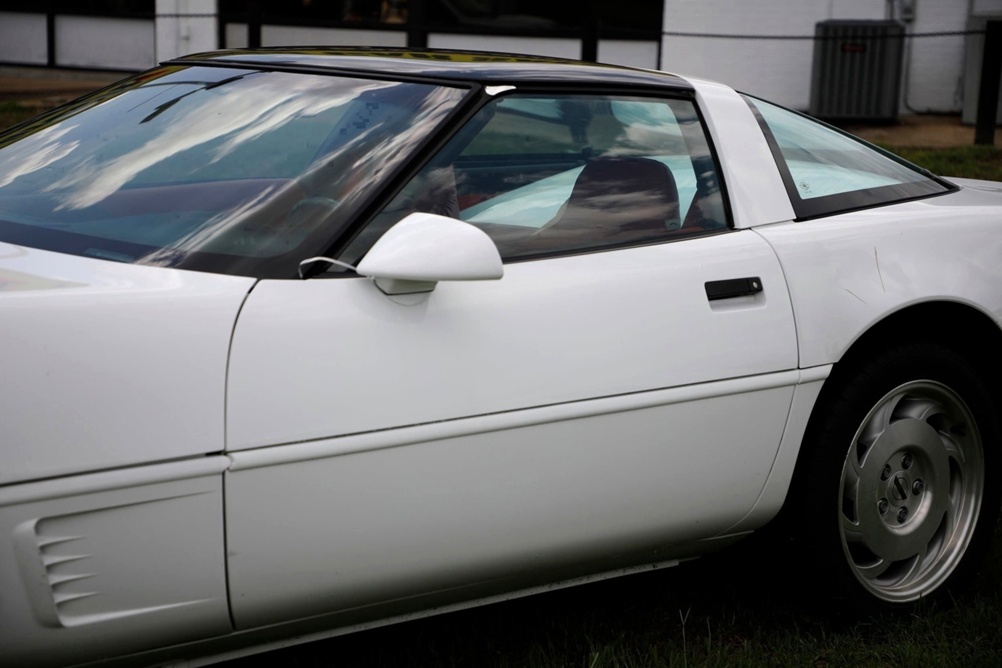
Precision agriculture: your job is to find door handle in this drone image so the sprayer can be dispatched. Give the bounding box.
[705,277,763,301]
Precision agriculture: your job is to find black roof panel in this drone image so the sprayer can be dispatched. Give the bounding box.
[171,47,692,91]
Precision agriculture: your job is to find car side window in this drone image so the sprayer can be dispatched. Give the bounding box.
[743,95,953,219]
[344,93,728,264]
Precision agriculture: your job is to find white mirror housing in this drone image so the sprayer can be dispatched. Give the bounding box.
[355,212,504,295]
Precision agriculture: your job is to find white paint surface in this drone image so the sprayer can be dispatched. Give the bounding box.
[0,245,253,484]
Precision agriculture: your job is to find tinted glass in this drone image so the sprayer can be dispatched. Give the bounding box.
[343,93,727,265]
[744,96,953,219]
[0,66,465,277]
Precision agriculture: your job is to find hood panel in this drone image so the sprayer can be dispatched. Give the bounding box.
[0,244,254,485]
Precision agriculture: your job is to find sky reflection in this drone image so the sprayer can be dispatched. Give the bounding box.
[0,65,466,276]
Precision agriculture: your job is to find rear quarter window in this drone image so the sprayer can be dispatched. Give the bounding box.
[743,95,954,220]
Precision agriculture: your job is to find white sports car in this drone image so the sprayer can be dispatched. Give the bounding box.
[1,48,999,667]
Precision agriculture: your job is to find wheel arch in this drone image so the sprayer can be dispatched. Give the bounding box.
[757,300,1002,528]
[718,299,1002,538]
[828,300,1002,388]
[779,298,1002,518]
[767,300,1002,609]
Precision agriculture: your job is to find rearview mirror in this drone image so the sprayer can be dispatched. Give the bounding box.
[356,212,504,295]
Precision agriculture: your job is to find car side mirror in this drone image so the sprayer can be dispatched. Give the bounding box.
[356,212,504,295]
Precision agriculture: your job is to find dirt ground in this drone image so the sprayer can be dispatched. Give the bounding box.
[0,65,989,148]
[840,113,978,148]
[0,65,123,110]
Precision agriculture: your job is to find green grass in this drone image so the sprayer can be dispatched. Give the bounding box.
[890,145,1002,182]
[0,101,42,133]
[216,528,1002,667]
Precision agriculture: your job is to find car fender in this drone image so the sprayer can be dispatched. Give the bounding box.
[754,192,1002,370]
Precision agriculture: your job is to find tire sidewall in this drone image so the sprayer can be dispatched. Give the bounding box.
[793,342,1001,613]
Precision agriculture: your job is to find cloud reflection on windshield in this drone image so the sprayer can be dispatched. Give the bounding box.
[0,125,81,189]
[46,76,395,211]
[0,66,467,276]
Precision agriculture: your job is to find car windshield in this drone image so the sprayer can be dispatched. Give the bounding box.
[0,65,466,277]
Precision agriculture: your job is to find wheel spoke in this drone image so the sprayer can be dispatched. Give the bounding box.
[841,513,865,544]
[939,431,966,467]
[916,507,949,571]
[890,396,940,423]
[853,556,893,582]
[831,375,987,604]
[857,398,896,452]
[843,456,862,495]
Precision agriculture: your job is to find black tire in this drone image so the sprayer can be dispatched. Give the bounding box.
[789,341,1000,613]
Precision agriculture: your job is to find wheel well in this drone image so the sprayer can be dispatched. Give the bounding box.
[776,301,1002,522]
[773,304,1002,609]
[829,301,1002,390]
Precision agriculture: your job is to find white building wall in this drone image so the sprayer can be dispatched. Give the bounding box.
[262,25,407,48]
[598,39,660,69]
[0,12,48,66]
[660,0,970,113]
[224,24,407,49]
[963,0,1002,122]
[972,0,1002,13]
[0,1,979,117]
[56,16,156,70]
[155,0,218,63]
[901,1,970,113]
[225,23,248,49]
[220,28,658,70]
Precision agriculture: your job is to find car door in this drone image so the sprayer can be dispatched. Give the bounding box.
[223,90,800,630]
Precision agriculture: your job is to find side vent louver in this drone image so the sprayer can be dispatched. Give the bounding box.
[12,492,218,628]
